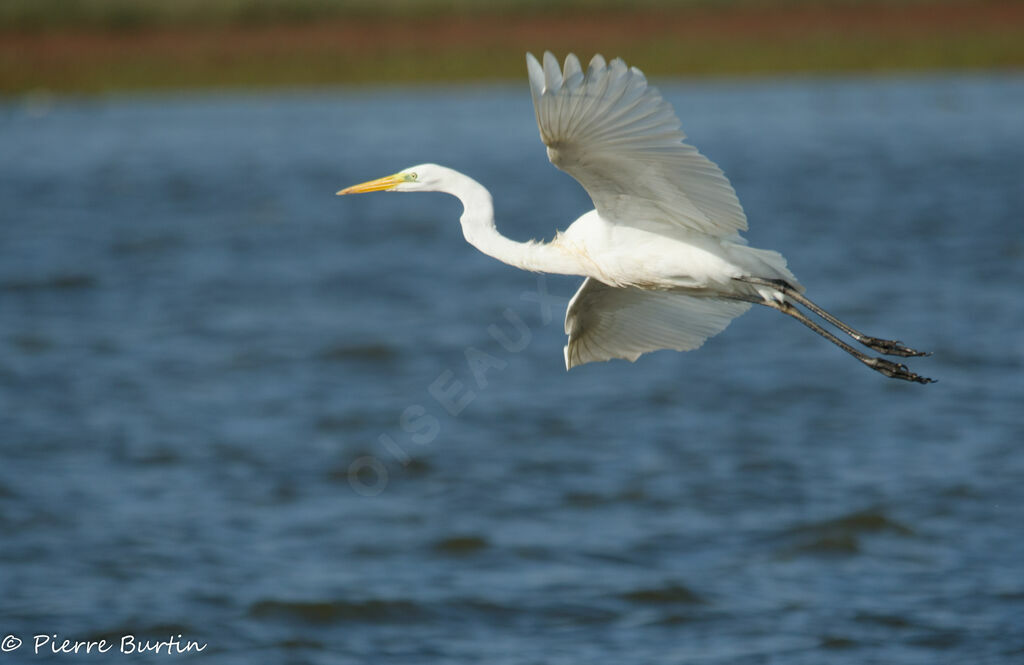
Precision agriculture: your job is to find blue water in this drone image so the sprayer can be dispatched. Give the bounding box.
[1,74,1023,664]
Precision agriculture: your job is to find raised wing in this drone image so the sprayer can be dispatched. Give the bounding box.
[527,51,747,238]
[563,278,750,369]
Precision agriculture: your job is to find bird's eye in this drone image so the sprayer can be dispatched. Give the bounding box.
[409,172,418,180]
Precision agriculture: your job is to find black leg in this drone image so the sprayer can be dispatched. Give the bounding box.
[738,277,930,357]
[731,294,935,384]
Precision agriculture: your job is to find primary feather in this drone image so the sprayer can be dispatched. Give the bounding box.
[527,51,748,238]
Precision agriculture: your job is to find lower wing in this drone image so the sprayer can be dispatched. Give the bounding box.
[564,278,751,369]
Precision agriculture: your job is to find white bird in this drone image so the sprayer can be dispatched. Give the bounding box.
[339,52,932,383]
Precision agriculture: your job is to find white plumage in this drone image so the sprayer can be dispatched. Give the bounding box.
[338,51,933,383]
[526,52,793,366]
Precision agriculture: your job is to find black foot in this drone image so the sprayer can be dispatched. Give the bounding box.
[857,335,930,358]
[866,358,935,384]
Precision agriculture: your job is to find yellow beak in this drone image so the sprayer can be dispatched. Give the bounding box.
[336,173,405,195]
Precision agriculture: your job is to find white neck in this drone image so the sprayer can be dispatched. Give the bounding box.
[438,168,586,276]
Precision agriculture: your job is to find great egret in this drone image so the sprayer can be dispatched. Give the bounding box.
[339,52,933,384]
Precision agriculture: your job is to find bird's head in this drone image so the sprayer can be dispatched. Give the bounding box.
[337,163,446,195]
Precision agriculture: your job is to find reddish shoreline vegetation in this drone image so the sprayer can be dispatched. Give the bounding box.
[2,1,1022,93]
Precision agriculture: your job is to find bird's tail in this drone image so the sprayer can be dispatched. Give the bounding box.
[731,246,803,294]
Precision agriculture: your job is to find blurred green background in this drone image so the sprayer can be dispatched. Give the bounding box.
[2,0,1022,93]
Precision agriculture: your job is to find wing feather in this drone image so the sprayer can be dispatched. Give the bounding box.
[527,51,748,238]
[563,278,750,369]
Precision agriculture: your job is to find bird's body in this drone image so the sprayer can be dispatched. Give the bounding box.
[340,52,932,383]
[538,211,781,293]
[437,165,792,293]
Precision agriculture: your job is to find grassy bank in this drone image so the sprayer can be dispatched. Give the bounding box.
[3,0,945,28]
[2,1,1022,94]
